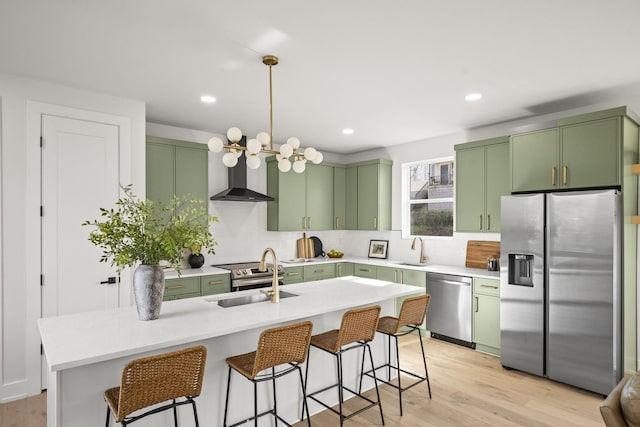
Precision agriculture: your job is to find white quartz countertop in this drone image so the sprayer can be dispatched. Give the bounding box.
[163,265,229,280]
[280,256,500,280]
[38,276,423,372]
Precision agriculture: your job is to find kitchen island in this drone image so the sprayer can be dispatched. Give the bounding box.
[39,276,423,426]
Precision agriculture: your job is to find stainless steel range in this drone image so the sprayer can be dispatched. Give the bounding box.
[213,261,283,292]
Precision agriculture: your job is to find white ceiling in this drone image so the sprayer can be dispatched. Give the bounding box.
[2,0,640,154]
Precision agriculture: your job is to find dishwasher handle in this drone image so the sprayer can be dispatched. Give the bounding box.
[427,272,472,286]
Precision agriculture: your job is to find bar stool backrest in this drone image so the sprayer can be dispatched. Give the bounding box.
[397,294,431,331]
[116,345,207,420]
[336,305,381,348]
[252,321,313,377]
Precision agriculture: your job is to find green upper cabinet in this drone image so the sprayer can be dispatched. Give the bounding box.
[266,159,334,231]
[511,110,627,193]
[146,136,208,212]
[334,165,346,230]
[346,159,393,231]
[455,137,509,233]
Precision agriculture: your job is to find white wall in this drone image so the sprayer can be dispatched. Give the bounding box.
[0,73,145,402]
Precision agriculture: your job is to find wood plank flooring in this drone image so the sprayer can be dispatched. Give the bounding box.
[0,335,606,427]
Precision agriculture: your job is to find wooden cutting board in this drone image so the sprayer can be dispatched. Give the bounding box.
[465,240,500,269]
[296,233,314,258]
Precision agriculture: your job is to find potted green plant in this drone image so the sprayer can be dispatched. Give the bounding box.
[83,185,218,320]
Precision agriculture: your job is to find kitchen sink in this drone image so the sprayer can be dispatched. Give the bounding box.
[215,290,298,308]
[396,262,429,267]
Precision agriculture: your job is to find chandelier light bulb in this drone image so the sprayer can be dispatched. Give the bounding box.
[293,159,306,173]
[280,144,293,158]
[246,154,261,169]
[311,152,324,164]
[246,138,261,154]
[207,137,224,153]
[222,152,239,167]
[286,137,300,150]
[256,132,270,147]
[227,127,243,143]
[275,154,283,161]
[278,158,292,172]
[304,147,317,161]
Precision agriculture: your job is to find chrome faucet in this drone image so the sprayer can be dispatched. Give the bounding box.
[411,237,427,264]
[259,247,280,303]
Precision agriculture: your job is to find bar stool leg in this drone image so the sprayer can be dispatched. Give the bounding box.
[387,334,392,381]
[223,366,232,427]
[394,336,403,416]
[418,329,432,398]
[253,382,258,427]
[366,343,385,426]
[337,352,345,427]
[172,399,178,427]
[271,367,278,423]
[105,407,111,427]
[297,365,312,427]
[191,399,200,427]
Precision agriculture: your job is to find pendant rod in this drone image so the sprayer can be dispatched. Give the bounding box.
[263,55,278,151]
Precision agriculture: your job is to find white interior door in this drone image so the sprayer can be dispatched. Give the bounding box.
[41,115,121,318]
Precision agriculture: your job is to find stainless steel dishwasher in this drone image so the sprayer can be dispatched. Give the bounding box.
[425,272,474,348]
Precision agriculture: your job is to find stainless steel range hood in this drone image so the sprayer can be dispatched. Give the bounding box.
[210,137,274,202]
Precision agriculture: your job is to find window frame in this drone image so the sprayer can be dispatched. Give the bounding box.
[401,156,454,239]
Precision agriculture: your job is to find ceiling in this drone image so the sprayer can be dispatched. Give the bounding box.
[2,0,640,154]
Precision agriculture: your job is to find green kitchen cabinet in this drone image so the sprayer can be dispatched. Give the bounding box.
[455,137,509,232]
[376,266,426,286]
[283,266,304,285]
[266,159,334,231]
[353,263,377,279]
[345,159,392,230]
[163,276,201,301]
[335,262,354,277]
[511,114,622,193]
[200,274,231,296]
[146,136,208,212]
[303,264,336,282]
[333,165,347,230]
[472,277,500,356]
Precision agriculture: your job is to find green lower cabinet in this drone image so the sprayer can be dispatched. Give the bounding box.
[200,274,231,296]
[303,264,336,281]
[336,262,354,277]
[472,277,500,356]
[376,266,426,286]
[283,266,304,285]
[376,266,397,282]
[164,277,200,301]
[353,263,377,279]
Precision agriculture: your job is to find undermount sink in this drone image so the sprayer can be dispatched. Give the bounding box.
[395,262,429,267]
[215,290,298,308]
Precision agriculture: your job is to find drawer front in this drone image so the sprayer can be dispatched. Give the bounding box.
[283,267,304,284]
[336,262,354,277]
[171,292,201,301]
[303,264,336,282]
[200,274,231,296]
[164,277,200,297]
[353,263,377,279]
[473,277,500,296]
[400,269,426,286]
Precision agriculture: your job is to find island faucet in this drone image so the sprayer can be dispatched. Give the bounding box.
[411,237,427,264]
[259,247,280,303]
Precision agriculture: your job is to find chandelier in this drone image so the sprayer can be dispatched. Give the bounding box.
[207,55,323,173]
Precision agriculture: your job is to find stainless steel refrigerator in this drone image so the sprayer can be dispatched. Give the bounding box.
[500,190,622,395]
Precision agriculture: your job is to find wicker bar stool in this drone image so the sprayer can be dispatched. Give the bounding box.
[360,293,432,416]
[306,305,384,426]
[104,345,207,426]
[223,320,313,427]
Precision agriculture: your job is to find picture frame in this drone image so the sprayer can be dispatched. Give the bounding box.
[368,239,389,259]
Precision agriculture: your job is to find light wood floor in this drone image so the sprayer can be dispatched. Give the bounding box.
[0,335,605,427]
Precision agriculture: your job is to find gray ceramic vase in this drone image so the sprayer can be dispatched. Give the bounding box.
[133,264,165,321]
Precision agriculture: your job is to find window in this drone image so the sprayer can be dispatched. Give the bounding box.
[402,157,454,237]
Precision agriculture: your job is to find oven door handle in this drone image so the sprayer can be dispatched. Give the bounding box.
[233,276,284,288]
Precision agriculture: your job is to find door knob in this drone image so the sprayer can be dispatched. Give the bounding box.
[100,277,117,284]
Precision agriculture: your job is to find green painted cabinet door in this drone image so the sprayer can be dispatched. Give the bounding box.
[345,166,358,230]
[303,264,336,281]
[306,164,334,230]
[283,266,304,284]
[175,146,208,202]
[146,142,175,207]
[560,117,620,188]
[456,146,485,232]
[473,293,500,355]
[357,164,379,230]
[334,166,346,230]
[266,160,306,231]
[485,142,510,232]
[336,262,354,277]
[376,266,397,282]
[400,269,426,286]
[511,128,559,192]
[353,263,377,279]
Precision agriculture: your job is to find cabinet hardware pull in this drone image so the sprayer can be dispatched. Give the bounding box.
[302,217,306,229]
[287,272,300,276]
[479,214,483,230]
[487,214,491,230]
[399,271,403,283]
[314,269,324,273]
[394,271,398,282]
[474,296,478,312]
[336,217,340,229]
[551,167,556,185]
[373,217,377,229]
[480,284,499,289]
[208,280,224,285]
[562,165,567,185]
[360,268,370,272]
[307,217,311,228]
[167,285,184,290]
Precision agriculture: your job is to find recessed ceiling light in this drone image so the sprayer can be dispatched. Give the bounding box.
[200,95,216,103]
[342,128,354,135]
[465,93,482,101]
